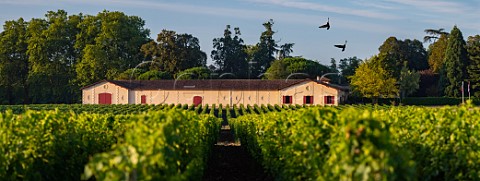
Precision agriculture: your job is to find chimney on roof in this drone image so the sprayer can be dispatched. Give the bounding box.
[316,76,320,81]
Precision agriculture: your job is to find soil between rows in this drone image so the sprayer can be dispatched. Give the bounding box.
[202,114,273,181]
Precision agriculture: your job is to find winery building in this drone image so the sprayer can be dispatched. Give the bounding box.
[81,78,349,106]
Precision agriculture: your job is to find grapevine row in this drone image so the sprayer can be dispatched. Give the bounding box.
[231,105,480,180]
[0,103,309,116]
[0,109,221,180]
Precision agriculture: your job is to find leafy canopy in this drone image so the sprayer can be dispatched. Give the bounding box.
[350,55,398,102]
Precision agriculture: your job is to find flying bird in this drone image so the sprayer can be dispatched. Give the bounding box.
[318,18,330,30]
[334,40,347,52]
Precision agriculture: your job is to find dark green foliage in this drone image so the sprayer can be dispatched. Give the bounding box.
[175,66,211,80]
[211,25,249,78]
[264,59,288,79]
[399,65,420,99]
[0,10,151,104]
[27,11,84,103]
[0,18,29,104]
[443,26,469,97]
[141,30,206,75]
[412,69,441,97]
[265,57,330,79]
[137,70,172,80]
[250,19,277,77]
[378,37,428,77]
[331,56,362,84]
[467,35,480,97]
[115,68,147,80]
[401,97,480,105]
[75,10,150,87]
[277,43,294,60]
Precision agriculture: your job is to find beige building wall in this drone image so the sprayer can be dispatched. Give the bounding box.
[280,81,342,106]
[201,90,216,105]
[281,81,316,105]
[311,82,342,106]
[82,82,129,104]
[82,80,347,106]
[203,90,281,106]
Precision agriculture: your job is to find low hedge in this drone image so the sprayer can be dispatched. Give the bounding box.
[346,97,479,106]
[401,97,480,106]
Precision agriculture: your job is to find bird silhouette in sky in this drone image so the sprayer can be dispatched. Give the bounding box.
[334,40,347,52]
[318,17,330,30]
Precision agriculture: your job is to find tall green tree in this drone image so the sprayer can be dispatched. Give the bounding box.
[467,35,480,97]
[350,55,398,103]
[76,10,150,87]
[141,30,206,75]
[0,18,29,104]
[251,19,277,77]
[378,37,402,77]
[211,25,248,78]
[443,26,469,97]
[27,10,82,103]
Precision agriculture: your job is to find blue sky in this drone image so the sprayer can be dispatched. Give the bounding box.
[1,0,479,66]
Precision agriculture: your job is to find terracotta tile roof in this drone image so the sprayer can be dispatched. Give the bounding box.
[316,81,350,91]
[81,79,309,90]
[81,78,349,91]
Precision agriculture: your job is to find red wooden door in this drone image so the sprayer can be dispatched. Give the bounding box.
[193,96,202,106]
[141,95,147,104]
[98,93,112,105]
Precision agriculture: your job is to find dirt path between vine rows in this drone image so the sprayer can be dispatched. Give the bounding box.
[203,112,273,181]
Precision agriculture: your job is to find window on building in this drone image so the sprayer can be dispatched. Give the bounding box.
[283,96,292,104]
[141,95,147,104]
[304,96,314,104]
[324,96,335,105]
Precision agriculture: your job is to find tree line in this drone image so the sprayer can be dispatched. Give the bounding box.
[0,10,478,104]
[0,10,309,104]
[348,26,480,102]
[0,10,150,104]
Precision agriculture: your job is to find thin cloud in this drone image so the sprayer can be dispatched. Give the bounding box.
[244,0,401,20]
[67,0,397,34]
[0,0,46,5]
[384,0,472,14]
[351,0,400,10]
[0,0,399,34]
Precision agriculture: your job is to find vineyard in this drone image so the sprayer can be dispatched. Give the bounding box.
[1,103,479,180]
[232,104,480,180]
